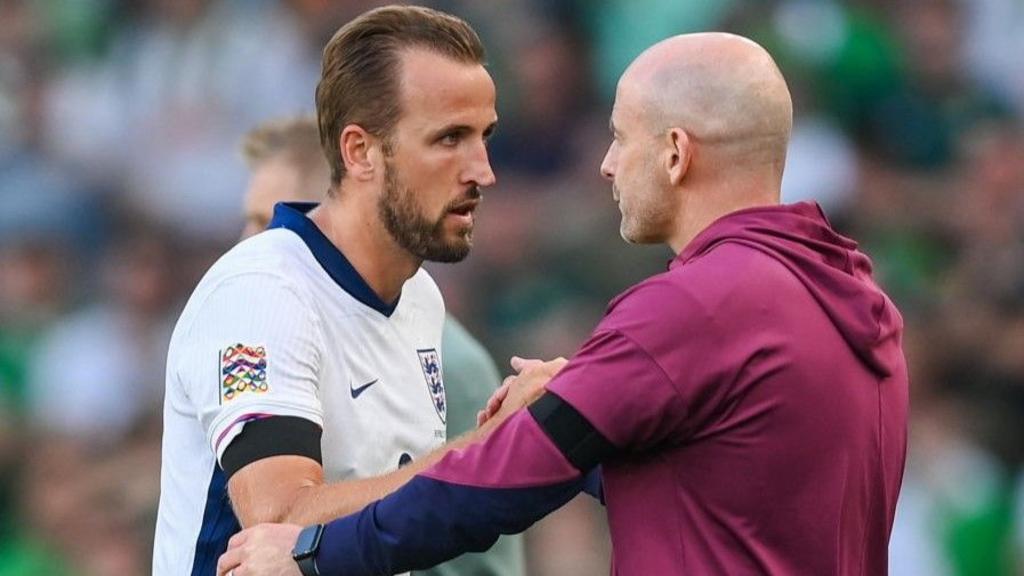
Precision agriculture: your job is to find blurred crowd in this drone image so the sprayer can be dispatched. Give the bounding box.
[1,0,1022,574]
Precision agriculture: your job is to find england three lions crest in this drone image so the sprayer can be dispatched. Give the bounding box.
[417,348,446,424]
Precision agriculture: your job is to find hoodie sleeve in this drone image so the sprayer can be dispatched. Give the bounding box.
[313,407,598,575]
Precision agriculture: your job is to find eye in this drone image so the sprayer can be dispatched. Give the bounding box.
[439,132,461,146]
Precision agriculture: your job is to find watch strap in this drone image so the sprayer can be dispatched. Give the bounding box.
[292,523,324,576]
[296,554,319,576]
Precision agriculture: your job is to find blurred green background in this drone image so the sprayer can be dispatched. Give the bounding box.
[1,0,1022,574]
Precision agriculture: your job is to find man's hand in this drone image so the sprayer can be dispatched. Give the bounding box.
[217,523,303,576]
[477,356,568,427]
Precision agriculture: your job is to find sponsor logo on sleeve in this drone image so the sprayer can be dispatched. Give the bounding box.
[220,343,269,403]
[417,348,446,424]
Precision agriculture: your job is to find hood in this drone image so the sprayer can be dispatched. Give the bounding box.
[674,201,903,376]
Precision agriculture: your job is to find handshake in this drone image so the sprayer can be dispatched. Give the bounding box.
[475,356,568,428]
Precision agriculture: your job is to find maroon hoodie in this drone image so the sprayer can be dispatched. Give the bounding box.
[546,200,909,575]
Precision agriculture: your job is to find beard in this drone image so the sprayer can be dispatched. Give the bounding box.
[616,184,672,245]
[378,159,478,263]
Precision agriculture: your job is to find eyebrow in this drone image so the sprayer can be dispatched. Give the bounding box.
[429,121,498,140]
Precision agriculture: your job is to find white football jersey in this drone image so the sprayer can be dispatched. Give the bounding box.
[153,203,447,576]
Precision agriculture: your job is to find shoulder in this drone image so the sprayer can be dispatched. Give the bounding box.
[602,242,796,335]
[173,231,319,337]
[205,230,311,286]
[188,230,322,307]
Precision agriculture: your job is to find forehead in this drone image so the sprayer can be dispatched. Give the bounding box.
[611,77,646,129]
[395,48,497,130]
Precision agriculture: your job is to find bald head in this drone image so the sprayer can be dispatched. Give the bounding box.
[620,32,792,169]
[601,33,794,252]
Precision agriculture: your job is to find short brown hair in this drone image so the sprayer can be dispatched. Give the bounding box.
[316,5,486,185]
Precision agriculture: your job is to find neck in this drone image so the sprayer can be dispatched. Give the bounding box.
[311,193,421,305]
[667,167,781,254]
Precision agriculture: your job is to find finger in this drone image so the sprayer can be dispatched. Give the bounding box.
[217,547,242,576]
[490,381,511,409]
[476,410,486,427]
[497,381,511,400]
[511,356,544,373]
[544,357,569,374]
[488,393,507,415]
[227,530,248,550]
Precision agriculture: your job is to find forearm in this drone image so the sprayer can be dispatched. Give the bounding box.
[309,406,597,575]
[273,415,504,525]
[315,474,584,576]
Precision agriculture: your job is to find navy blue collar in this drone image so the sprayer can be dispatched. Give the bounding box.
[268,202,399,317]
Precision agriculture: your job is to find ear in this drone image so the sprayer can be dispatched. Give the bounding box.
[665,128,691,186]
[339,125,377,182]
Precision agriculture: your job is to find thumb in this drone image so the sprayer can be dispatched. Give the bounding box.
[511,356,544,373]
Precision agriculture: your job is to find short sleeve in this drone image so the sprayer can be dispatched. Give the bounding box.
[546,329,686,452]
[170,273,325,464]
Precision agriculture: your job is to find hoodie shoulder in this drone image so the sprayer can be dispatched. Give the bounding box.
[607,242,798,328]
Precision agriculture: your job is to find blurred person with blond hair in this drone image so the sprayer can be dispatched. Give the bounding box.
[221,32,908,576]
[236,115,523,576]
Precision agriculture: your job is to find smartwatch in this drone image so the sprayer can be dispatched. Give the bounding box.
[292,523,324,576]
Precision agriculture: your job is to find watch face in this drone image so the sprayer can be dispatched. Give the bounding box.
[293,524,323,559]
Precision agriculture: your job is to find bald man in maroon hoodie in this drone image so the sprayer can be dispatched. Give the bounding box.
[220,32,908,576]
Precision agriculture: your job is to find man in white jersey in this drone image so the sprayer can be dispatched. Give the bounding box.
[153,7,517,575]
[235,115,524,576]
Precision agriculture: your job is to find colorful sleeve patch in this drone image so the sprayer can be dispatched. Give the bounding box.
[221,343,269,403]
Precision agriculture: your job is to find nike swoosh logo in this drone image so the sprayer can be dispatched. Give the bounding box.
[350,379,378,399]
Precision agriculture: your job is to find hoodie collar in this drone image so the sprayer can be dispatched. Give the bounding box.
[671,202,842,270]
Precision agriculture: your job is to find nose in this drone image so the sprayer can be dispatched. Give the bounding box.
[464,141,497,188]
[600,142,616,181]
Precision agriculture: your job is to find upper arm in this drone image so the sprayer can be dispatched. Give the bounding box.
[173,272,325,460]
[173,273,329,523]
[222,414,326,526]
[543,278,732,451]
[545,329,687,452]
